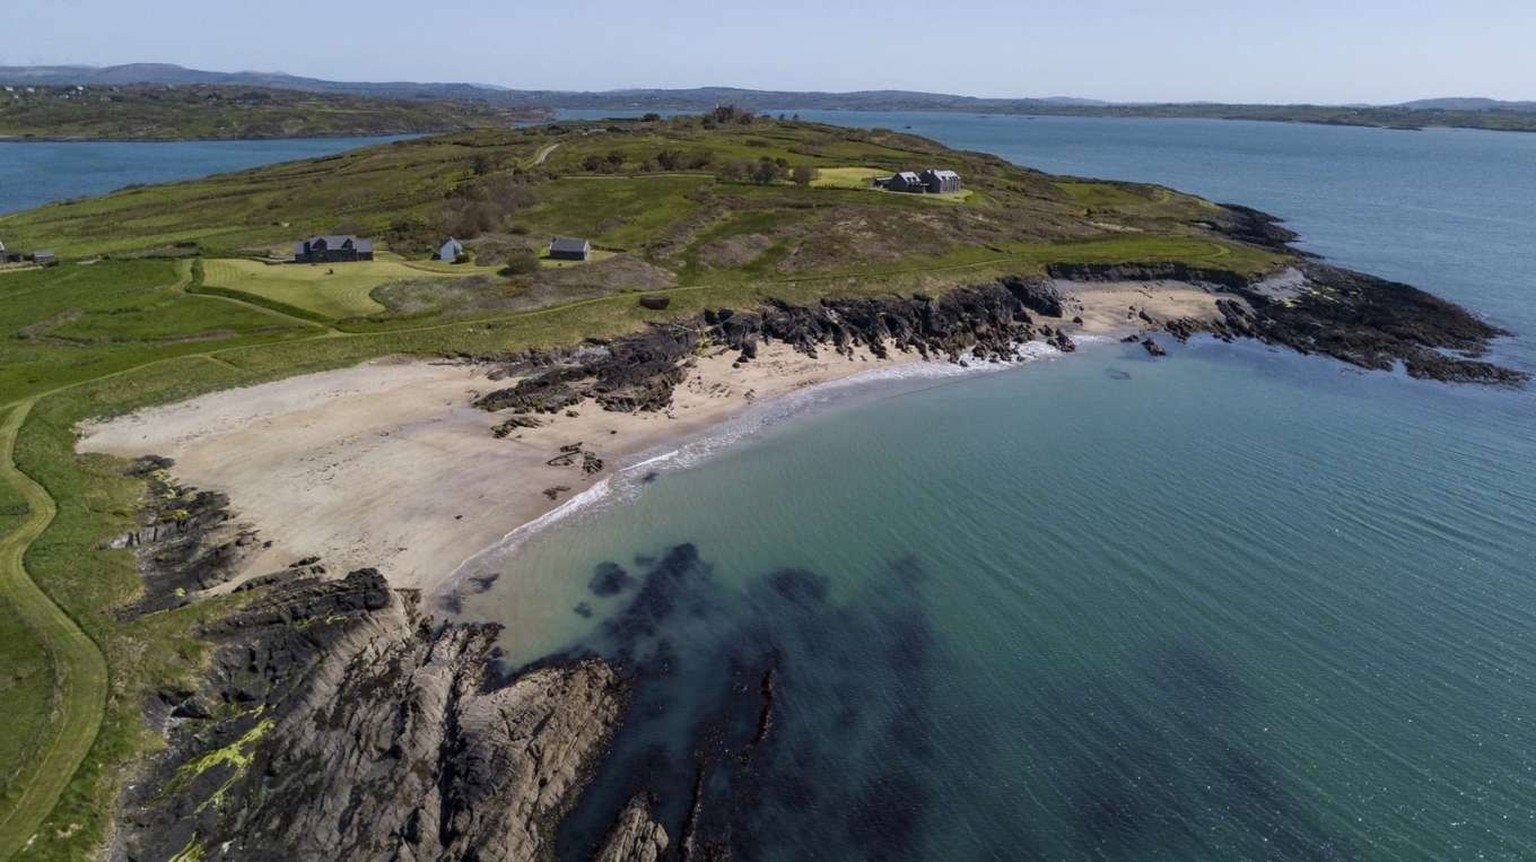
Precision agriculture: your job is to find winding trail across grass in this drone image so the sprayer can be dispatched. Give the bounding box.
[0,401,108,859]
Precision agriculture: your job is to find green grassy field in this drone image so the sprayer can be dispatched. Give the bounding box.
[810,166,886,188]
[0,116,1297,857]
[203,258,417,318]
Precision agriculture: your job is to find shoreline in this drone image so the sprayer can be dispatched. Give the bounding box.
[74,263,1521,602]
[445,337,1082,596]
[78,339,1030,596]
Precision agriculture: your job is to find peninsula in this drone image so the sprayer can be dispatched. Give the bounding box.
[0,114,1523,859]
[0,84,546,141]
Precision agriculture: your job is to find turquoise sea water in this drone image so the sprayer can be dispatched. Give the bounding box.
[478,115,1536,857]
[0,136,406,213]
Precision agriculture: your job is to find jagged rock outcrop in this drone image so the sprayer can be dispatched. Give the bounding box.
[1209,203,1304,252]
[115,569,626,862]
[595,795,670,862]
[474,281,1048,415]
[110,456,268,617]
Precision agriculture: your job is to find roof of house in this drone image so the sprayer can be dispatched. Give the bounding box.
[549,236,591,254]
[895,171,921,182]
[925,169,961,180]
[33,249,56,259]
[442,237,463,249]
[298,235,373,253]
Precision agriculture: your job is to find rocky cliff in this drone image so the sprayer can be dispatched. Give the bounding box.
[114,567,626,861]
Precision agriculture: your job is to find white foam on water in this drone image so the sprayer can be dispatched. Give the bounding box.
[443,339,1087,595]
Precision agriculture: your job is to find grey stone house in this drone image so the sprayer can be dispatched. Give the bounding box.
[920,169,962,194]
[294,235,375,263]
[548,236,591,261]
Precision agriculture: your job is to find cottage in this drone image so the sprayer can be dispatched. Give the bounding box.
[920,168,962,194]
[32,250,57,267]
[0,238,19,264]
[548,236,591,262]
[883,171,925,193]
[293,235,374,263]
[438,237,465,262]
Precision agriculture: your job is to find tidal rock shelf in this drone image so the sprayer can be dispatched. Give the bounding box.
[115,567,626,861]
[472,266,1522,427]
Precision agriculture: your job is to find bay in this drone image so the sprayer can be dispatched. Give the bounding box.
[484,113,1536,858]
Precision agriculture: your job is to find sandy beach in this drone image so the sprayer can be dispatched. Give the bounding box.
[77,343,931,594]
[76,280,1229,596]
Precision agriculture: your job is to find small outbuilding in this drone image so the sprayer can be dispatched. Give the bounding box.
[32,250,57,267]
[0,238,19,264]
[548,236,591,261]
[438,237,465,263]
[920,168,962,194]
[294,235,374,264]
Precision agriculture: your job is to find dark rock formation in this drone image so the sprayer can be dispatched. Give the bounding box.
[590,561,635,597]
[109,457,267,617]
[999,275,1065,317]
[1048,262,1526,385]
[1208,203,1304,253]
[638,295,671,310]
[475,281,1045,417]
[1142,338,1167,357]
[1045,261,1251,290]
[115,569,626,862]
[1233,263,1526,385]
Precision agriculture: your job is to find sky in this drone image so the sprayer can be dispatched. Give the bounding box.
[4,0,1533,104]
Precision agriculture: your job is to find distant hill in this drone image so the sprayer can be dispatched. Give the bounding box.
[2,64,1534,133]
[0,63,515,104]
[0,84,545,140]
[1396,97,1536,113]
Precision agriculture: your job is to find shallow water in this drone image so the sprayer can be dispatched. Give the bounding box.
[463,113,1536,857]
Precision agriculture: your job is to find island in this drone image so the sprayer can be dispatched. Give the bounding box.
[0,113,1523,860]
[0,84,547,141]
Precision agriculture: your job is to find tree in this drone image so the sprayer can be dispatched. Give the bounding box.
[656,149,682,170]
[606,150,625,168]
[791,165,819,186]
[750,157,782,185]
[582,154,603,172]
[710,105,755,125]
[720,159,748,182]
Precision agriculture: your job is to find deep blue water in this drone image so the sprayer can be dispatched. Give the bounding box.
[0,136,407,213]
[484,113,1536,857]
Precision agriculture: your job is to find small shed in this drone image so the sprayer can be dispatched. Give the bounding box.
[0,238,17,264]
[438,237,465,262]
[32,250,58,266]
[548,236,591,261]
[920,168,962,194]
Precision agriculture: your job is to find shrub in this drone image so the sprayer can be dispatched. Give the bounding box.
[501,249,541,276]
